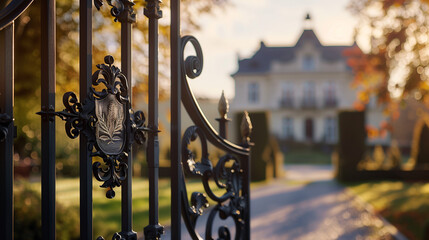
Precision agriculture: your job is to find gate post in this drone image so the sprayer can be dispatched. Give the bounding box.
[144,0,164,239]
[0,22,14,240]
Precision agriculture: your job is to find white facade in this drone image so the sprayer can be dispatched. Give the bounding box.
[231,29,389,145]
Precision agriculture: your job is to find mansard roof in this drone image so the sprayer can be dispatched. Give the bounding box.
[232,29,354,76]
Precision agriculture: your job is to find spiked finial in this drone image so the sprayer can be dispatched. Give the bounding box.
[304,12,313,30]
[218,90,229,119]
[241,111,252,144]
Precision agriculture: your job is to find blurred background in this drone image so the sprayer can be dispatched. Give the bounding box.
[9,0,429,239]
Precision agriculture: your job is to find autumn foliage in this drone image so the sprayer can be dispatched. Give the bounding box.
[346,0,429,117]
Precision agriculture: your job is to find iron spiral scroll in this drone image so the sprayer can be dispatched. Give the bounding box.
[179,36,251,240]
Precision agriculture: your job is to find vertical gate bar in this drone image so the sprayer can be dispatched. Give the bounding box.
[119,6,137,239]
[170,0,182,239]
[79,0,93,239]
[240,114,252,239]
[0,23,14,240]
[41,0,56,239]
[242,154,251,239]
[143,1,163,239]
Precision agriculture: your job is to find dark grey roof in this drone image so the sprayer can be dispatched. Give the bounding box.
[232,29,354,76]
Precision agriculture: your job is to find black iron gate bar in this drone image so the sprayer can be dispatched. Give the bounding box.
[40,1,56,240]
[80,0,93,238]
[0,5,18,240]
[143,0,165,238]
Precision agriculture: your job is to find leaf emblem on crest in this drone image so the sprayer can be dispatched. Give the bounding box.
[98,100,124,144]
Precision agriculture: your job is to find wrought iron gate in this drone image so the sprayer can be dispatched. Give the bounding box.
[0,0,252,239]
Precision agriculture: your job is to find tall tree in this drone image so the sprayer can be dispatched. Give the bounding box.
[346,0,429,117]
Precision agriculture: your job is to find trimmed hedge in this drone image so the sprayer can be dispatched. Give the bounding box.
[336,110,366,181]
[416,123,429,167]
[235,111,276,182]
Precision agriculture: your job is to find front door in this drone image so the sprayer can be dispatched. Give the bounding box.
[305,118,314,141]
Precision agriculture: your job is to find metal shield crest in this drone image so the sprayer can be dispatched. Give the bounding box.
[95,94,126,155]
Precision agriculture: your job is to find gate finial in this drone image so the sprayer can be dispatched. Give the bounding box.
[241,111,253,145]
[218,90,229,119]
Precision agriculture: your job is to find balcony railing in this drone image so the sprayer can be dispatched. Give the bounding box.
[324,98,338,108]
[279,98,294,109]
[301,98,317,109]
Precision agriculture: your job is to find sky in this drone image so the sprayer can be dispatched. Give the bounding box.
[183,0,361,99]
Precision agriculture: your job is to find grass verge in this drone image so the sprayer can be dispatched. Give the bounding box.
[23,177,226,238]
[346,180,429,240]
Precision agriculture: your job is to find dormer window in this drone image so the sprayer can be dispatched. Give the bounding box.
[248,82,259,103]
[302,55,315,71]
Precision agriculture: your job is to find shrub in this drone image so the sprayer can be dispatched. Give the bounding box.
[373,145,386,169]
[386,140,402,170]
[14,181,80,240]
[235,111,271,181]
[411,118,429,169]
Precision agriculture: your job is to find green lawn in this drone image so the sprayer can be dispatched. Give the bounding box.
[284,149,332,164]
[346,181,429,240]
[24,177,226,238]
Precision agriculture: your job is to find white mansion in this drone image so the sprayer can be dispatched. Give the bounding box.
[230,25,388,145]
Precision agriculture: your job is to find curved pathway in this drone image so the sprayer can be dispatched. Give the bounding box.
[161,164,406,239]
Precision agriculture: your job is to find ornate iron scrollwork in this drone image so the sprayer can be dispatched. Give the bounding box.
[181,126,246,240]
[56,55,148,199]
[94,0,136,23]
[176,30,252,239]
[0,111,13,142]
[181,35,203,80]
